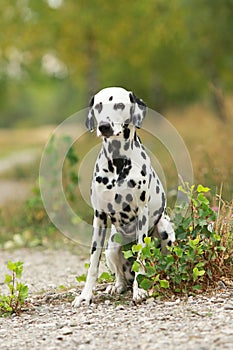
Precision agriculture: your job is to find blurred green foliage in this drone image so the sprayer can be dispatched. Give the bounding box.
[0,0,232,126]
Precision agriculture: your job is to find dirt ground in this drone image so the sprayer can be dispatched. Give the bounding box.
[0,248,233,350]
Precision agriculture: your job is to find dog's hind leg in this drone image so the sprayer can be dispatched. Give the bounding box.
[72,212,107,307]
[156,211,176,254]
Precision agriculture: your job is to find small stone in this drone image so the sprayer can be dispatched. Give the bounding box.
[221,328,233,335]
[164,298,180,307]
[224,303,233,310]
[115,305,125,310]
[218,281,227,289]
[188,296,196,304]
[146,297,155,304]
[61,326,73,335]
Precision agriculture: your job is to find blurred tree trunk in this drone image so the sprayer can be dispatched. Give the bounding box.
[86,30,99,98]
[209,78,227,122]
[150,76,166,112]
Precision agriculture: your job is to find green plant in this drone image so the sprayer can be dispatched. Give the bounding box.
[124,184,233,298]
[76,263,114,284]
[0,261,28,316]
[97,272,114,283]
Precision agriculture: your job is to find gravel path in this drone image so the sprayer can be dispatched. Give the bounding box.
[0,248,233,350]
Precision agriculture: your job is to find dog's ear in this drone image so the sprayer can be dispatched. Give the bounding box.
[129,92,147,128]
[85,95,95,131]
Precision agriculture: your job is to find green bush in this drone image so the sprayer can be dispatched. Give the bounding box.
[124,184,233,297]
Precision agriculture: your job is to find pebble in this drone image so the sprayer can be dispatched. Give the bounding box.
[218,281,227,289]
[223,303,233,310]
[146,297,155,304]
[115,305,125,310]
[164,298,180,306]
[61,326,73,335]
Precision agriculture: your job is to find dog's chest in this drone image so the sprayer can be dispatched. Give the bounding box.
[91,155,150,219]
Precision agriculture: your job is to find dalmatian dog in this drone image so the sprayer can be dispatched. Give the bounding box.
[72,87,175,307]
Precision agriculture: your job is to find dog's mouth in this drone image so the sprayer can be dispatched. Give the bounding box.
[101,132,122,139]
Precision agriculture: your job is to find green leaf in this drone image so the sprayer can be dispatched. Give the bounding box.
[4,274,12,285]
[145,264,157,277]
[18,284,28,302]
[173,246,183,258]
[198,270,205,276]
[140,278,153,291]
[213,233,221,241]
[188,238,199,249]
[197,193,209,205]
[98,272,113,283]
[7,261,23,278]
[7,260,15,271]
[123,250,133,259]
[192,284,202,290]
[76,274,86,283]
[159,279,170,288]
[178,185,187,194]
[132,261,140,273]
[191,198,198,207]
[15,264,23,279]
[193,267,205,281]
[84,263,90,269]
[132,244,142,254]
[144,236,151,245]
[196,261,204,268]
[197,185,210,193]
[152,274,160,282]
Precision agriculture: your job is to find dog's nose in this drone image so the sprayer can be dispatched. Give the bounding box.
[98,122,113,137]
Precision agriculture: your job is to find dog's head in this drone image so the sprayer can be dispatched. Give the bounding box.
[86,87,147,138]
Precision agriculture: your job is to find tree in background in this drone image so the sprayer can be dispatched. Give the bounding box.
[0,0,232,126]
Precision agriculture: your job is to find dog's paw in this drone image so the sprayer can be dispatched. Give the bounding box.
[133,286,148,303]
[106,282,127,295]
[72,294,92,308]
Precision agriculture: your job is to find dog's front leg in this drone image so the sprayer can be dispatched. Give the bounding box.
[133,206,149,303]
[72,213,107,307]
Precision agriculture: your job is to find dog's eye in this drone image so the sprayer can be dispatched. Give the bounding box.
[95,103,103,113]
[114,103,125,111]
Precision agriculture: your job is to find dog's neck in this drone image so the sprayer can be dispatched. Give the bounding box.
[101,125,141,159]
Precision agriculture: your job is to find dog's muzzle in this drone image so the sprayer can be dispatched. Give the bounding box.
[98,122,114,137]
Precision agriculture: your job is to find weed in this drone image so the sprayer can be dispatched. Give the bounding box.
[76,264,113,284]
[0,261,28,317]
[123,184,233,298]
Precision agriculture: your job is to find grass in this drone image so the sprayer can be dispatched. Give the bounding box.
[166,100,233,201]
